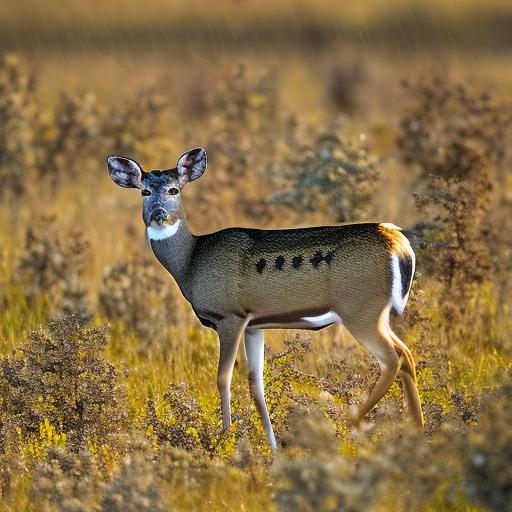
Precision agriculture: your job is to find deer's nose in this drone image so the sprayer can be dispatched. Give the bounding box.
[150,209,170,226]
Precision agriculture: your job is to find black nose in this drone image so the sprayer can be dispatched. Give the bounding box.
[150,209,169,225]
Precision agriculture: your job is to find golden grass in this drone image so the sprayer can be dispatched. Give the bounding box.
[0,2,511,510]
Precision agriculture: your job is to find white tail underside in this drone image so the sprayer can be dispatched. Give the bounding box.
[390,251,415,315]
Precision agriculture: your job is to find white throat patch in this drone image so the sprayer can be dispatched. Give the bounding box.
[147,220,181,241]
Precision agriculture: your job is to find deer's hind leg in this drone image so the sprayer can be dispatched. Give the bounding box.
[341,304,400,427]
[388,331,424,429]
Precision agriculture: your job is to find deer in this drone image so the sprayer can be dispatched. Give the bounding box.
[107,147,424,450]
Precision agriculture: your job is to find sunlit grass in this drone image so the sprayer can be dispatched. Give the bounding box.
[0,7,511,508]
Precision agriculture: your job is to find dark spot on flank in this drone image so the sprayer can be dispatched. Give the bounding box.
[325,252,334,265]
[275,255,285,270]
[256,258,266,274]
[292,255,303,269]
[310,251,324,268]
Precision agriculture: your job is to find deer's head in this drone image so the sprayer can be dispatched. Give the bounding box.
[107,148,207,239]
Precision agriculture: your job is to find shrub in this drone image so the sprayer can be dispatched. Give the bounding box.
[273,406,467,512]
[265,336,336,437]
[325,52,366,115]
[30,447,96,512]
[0,317,125,450]
[0,54,39,196]
[103,86,170,159]
[398,77,510,179]
[98,255,179,341]
[412,147,493,296]
[42,92,102,185]
[269,126,380,223]
[462,378,512,511]
[145,382,216,453]
[15,219,91,321]
[100,440,169,512]
[273,407,374,512]
[397,79,503,324]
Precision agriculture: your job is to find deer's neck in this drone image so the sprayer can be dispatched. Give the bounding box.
[148,218,196,301]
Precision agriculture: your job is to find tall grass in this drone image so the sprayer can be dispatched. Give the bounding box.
[0,7,511,509]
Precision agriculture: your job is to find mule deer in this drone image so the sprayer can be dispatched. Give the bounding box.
[107,147,424,450]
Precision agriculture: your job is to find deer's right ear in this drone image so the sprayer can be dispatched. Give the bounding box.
[107,156,143,189]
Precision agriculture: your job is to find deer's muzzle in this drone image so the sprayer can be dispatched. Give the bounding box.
[150,209,170,226]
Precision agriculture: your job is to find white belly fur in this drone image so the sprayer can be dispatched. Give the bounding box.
[301,311,343,328]
[248,310,342,330]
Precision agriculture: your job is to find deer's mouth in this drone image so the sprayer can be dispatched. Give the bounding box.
[150,208,171,226]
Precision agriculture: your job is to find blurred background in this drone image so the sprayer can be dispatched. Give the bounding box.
[2,0,512,113]
[0,1,511,511]
[0,1,509,120]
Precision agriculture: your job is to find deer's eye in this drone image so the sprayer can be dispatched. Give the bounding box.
[168,187,179,195]
[141,189,151,196]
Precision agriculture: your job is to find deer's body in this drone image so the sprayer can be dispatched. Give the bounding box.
[151,222,412,331]
[108,148,424,451]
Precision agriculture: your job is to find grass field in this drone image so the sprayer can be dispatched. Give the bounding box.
[0,1,511,511]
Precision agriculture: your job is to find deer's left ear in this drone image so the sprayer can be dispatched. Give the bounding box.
[176,147,207,187]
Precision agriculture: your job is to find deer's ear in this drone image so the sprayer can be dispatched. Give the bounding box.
[176,147,207,187]
[107,156,143,189]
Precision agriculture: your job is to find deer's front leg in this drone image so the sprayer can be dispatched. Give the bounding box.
[245,328,277,450]
[216,317,249,430]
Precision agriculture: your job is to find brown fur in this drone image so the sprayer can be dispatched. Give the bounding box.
[377,223,412,258]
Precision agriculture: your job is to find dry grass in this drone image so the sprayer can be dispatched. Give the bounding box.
[0,2,511,510]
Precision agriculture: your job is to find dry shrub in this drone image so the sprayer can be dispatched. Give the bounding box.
[43,92,102,184]
[103,86,170,159]
[155,444,220,488]
[462,377,512,511]
[394,80,510,438]
[155,442,270,511]
[0,54,38,196]
[15,218,91,321]
[273,407,373,512]
[100,440,169,512]
[98,255,179,341]
[325,51,366,115]
[273,406,467,512]
[145,382,217,453]
[265,336,340,438]
[0,54,172,197]
[0,317,124,450]
[30,447,96,512]
[180,64,288,227]
[30,441,172,512]
[398,77,510,179]
[269,126,380,223]
[191,63,279,150]
[144,335,341,455]
[397,78,505,327]
[412,147,493,307]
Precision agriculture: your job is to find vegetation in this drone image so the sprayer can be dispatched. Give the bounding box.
[0,1,511,510]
